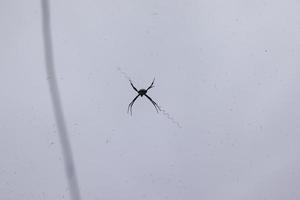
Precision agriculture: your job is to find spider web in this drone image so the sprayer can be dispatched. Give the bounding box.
[117,67,131,81]
[117,67,182,129]
[157,105,182,128]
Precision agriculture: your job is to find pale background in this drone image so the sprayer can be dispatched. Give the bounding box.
[1,0,300,199]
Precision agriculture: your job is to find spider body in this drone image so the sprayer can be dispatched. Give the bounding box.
[128,78,161,115]
[138,89,147,96]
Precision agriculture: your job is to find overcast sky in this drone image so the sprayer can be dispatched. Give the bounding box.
[1,0,300,199]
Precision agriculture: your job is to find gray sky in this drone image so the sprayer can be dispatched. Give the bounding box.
[1,0,300,199]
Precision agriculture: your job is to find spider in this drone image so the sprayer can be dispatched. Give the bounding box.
[128,78,161,115]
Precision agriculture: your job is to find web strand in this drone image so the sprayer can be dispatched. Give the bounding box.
[117,67,131,81]
[158,105,182,128]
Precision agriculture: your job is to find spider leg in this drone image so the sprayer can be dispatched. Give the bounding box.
[145,94,161,113]
[146,78,155,91]
[129,80,139,93]
[128,94,140,115]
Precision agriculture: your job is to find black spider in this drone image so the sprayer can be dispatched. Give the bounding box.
[128,78,161,115]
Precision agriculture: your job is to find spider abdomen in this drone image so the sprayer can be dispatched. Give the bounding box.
[138,89,147,96]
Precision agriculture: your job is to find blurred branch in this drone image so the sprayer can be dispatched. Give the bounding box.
[41,0,82,199]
